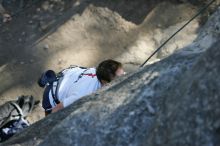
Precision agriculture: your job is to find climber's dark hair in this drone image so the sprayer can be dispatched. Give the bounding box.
[96,59,122,83]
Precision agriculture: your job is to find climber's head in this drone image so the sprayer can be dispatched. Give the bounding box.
[96,59,124,85]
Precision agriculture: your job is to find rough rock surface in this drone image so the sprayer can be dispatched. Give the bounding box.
[0,0,220,123]
[1,7,220,146]
[145,42,220,146]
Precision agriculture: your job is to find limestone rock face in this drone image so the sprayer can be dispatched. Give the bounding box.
[2,5,220,146]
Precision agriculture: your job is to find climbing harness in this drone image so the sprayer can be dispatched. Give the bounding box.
[140,0,216,67]
[40,66,97,112]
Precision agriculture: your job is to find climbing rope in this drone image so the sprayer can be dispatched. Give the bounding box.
[140,0,216,68]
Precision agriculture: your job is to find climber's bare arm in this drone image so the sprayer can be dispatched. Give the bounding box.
[52,102,64,113]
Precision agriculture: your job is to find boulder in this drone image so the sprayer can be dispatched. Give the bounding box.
[1,4,220,146]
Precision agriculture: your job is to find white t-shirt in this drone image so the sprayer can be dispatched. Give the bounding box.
[48,67,101,108]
